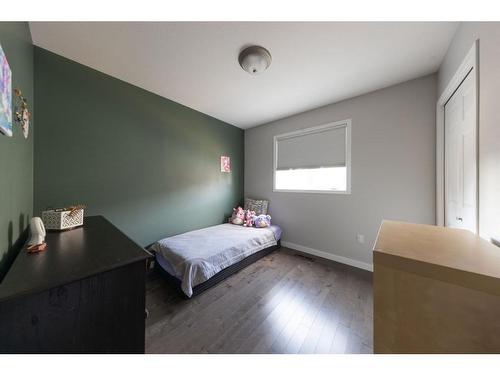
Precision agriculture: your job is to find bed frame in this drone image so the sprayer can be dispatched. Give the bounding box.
[154,240,281,298]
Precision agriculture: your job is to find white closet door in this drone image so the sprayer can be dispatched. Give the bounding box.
[445,69,477,232]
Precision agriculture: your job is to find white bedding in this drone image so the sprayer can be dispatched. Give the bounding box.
[151,224,278,297]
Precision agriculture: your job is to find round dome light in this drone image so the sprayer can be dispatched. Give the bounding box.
[238,46,272,75]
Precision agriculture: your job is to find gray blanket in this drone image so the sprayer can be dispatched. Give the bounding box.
[151,224,279,297]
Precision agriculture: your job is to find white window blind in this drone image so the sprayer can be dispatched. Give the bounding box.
[273,120,351,194]
[276,126,346,170]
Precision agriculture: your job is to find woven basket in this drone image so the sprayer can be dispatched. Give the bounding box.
[42,208,84,230]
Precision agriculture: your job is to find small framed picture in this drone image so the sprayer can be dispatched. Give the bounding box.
[221,156,231,173]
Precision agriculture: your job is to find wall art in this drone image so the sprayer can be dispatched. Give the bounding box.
[0,43,12,137]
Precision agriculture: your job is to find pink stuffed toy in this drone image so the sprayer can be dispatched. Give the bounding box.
[230,206,245,225]
[243,210,256,227]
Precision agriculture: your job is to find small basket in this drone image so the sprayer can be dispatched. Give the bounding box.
[42,208,84,231]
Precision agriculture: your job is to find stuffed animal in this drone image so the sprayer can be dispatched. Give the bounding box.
[230,206,245,225]
[243,210,256,227]
[253,214,271,228]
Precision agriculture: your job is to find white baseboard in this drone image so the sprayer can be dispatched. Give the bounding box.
[281,241,373,272]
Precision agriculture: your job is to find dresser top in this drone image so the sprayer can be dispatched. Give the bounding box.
[374,220,500,292]
[0,216,151,302]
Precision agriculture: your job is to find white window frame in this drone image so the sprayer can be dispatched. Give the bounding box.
[273,119,352,194]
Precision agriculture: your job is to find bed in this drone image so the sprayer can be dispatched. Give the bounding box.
[150,223,282,297]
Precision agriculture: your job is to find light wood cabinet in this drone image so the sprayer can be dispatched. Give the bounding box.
[373,221,500,353]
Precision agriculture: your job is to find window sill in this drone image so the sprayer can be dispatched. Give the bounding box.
[272,188,351,195]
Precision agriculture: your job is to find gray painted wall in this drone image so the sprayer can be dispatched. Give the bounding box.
[34,47,244,247]
[245,75,437,266]
[0,22,33,279]
[438,22,500,241]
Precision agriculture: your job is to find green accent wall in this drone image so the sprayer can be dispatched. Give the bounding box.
[0,23,34,280]
[34,47,244,247]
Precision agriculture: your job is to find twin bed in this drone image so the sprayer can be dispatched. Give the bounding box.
[150,223,282,297]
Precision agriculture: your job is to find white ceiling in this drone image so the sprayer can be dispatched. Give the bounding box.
[29,22,458,129]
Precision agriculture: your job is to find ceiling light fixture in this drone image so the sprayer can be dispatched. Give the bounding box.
[238,46,272,75]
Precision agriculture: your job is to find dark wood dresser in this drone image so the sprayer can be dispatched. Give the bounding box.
[0,215,151,353]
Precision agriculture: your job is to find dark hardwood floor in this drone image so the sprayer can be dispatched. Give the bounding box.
[145,247,373,354]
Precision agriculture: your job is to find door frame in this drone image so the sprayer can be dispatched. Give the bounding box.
[436,40,479,232]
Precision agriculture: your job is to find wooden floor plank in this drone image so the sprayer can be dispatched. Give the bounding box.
[145,248,373,354]
[314,292,342,353]
[207,265,303,353]
[285,287,331,354]
[271,263,328,353]
[185,254,300,353]
[148,260,288,353]
[247,276,312,353]
[146,259,275,344]
[329,323,351,354]
[298,294,332,353]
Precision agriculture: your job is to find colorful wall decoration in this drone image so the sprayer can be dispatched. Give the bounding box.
[221,156,231,172]
[14,88,31,138]
[0,43,12,137]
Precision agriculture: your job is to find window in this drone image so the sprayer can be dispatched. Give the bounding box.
[273,120,351,194]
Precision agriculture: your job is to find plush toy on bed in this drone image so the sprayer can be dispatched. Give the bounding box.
[243,210,256,227]
[230,206,245,225]
[253,214,271,228]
